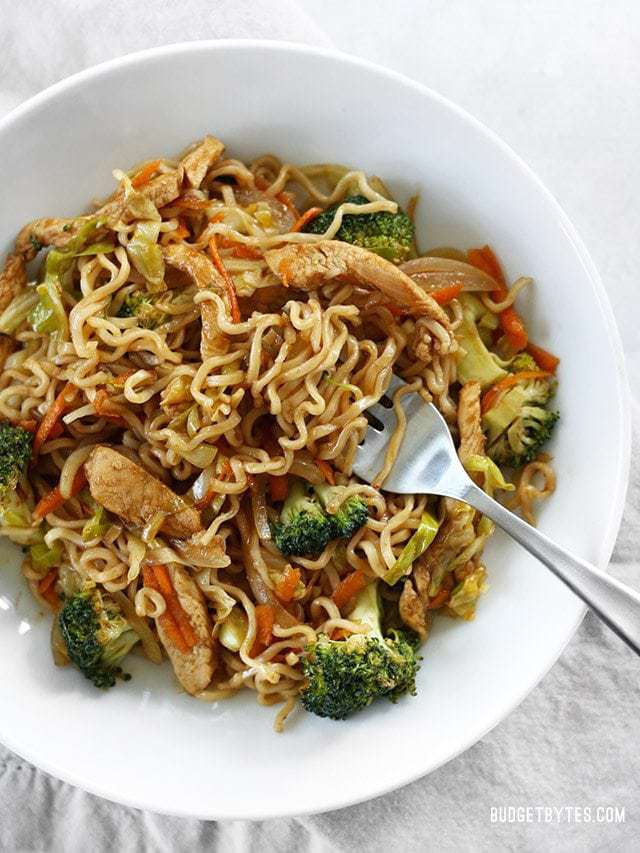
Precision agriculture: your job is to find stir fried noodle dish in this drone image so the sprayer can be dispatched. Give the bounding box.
[0,134,560,728]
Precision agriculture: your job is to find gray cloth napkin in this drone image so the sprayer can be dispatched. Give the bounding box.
[1,1,639,850]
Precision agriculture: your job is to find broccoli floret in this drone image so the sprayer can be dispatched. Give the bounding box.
[272,480,334,557]
[272,480,369,557]
[301,582,420,719]
[303,194,414,263]
[58,588,139,688]
[507,352,538,373]
[488,407,559,468]
[456,294,508,389]
[483,376,559,468]
[0,422,32,499]
[116,292,164,328]
[0,422,33,530]
[314,483,369,540]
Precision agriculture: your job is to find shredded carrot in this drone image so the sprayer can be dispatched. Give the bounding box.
[216,235,263,260]
[430,282,463,305]
[291,206,322,233]
[467,245,528,351]
[526,342,560,373]
[14,419,37,432]
[38,569,59,608]
[427,587,451,610]
[33,382,77,453]
[467,246,506,288]
[251,604,275,656]
[332,570,366,611]
[269,474,289,502]
[193,493,214,512]
[276,191,300,218]
[38,568,58,594]
[48,422,65,440]
[150,563,198,650]
[481,370,551,414]
[131,159,161,189]
[275,567,301,604]
[254,175,270,191]
[40,587,59,608]
[208,235,241,323]
[315,458,336,486]
[108,369,137,388]
[157,612,189,654]
[499,308,528,351]
[94,389,128,425]
[172,196,211,211]
[33,467,87,520]
[172,218,190,240]
[331,627,350,641]
[142,565,190,654]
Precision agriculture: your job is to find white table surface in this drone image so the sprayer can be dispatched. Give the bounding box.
[1,1,639,850]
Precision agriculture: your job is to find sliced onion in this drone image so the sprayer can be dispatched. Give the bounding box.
[288,457,324,485]
[142,510,166,543]
[167,434,217,468]
[400,256,497,292]
[111,590,163,664]
[251,478,271,541]
[126,535,147,583]
[170,534,229,568]
[50,616,70,667]
[190,467,213,504]
[422,246,468,262]
[204,584,236,625]
[235,189,296,233]
[236,508,298,627]
[58,565,83,597]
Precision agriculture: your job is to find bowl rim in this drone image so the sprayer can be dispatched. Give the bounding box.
[0,38,631,819]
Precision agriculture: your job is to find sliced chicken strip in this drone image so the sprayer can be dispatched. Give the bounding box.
[418,498,476,601]
[84,446,202,539]
[411,554,432,605]
[154,564,216,695]
[162,242,229,357]
[264,240,450,324]
[97,170,183,224]
[15,171,183,261]
[16,219,81,260]
[400,496,478,630]
[399,579,430,641]
[457,381,485,463]
[180,135,225,189]
[0,253,27,311]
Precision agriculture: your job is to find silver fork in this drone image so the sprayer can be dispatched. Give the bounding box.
[353,375,640,655]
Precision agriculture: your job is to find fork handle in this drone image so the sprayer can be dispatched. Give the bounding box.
[462,481,640,655]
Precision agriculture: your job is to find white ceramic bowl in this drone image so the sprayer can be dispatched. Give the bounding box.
[0,41,630,819]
